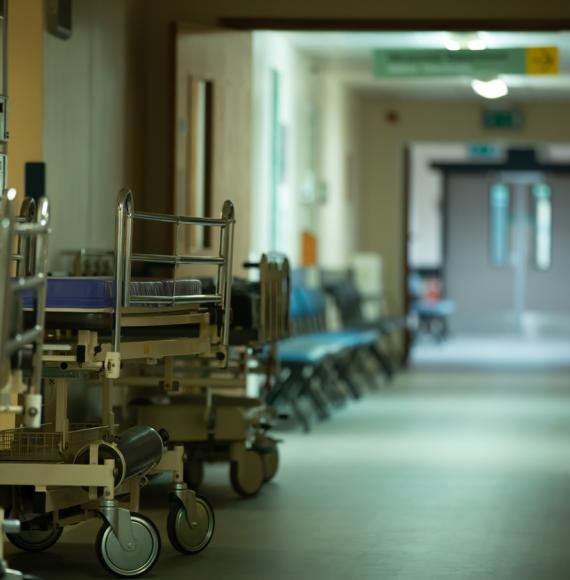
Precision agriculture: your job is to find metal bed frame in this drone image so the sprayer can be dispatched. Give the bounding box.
[126,254,291,497]
[113,188,235,357]
[0,192,221,578]
[38,190,235,380]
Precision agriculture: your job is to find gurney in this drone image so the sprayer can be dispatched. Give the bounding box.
[1,191,227,577]
[125,254,291,497]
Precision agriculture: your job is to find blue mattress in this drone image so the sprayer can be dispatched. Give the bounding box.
[23,278,203,309]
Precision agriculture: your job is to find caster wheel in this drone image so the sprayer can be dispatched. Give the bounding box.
[167,495,215,555]
[96,512,161,578]
[262,444,279,482]
[229,450,264,497]
[183,454,204,489]
[7,525,63,552]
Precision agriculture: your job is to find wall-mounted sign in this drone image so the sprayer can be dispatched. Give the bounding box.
[373,47,559,78]
[468,144,503,159]
[482,110,524,130]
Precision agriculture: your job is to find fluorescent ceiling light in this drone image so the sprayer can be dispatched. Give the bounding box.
[471,78,509,99]
[468,38,487,51]
[445,38,461,51]
[446,32,487,51]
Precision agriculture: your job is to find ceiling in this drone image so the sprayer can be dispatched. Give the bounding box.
[283,31,570,101]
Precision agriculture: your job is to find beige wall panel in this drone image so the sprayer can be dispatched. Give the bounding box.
[44,0,145,270]
[357,99,570,318]
[7,0,43,205]
[175,30,252,276]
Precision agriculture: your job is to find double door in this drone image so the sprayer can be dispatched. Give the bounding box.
[445,172,570,333]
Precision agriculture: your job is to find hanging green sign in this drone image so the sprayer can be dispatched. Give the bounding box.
[373,47,559,78]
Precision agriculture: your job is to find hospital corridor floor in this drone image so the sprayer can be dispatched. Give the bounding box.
[8,369,570,580]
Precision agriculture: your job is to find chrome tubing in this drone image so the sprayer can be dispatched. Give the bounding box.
[29,197,49,394]
[113,189,134,353]
[0,194,50,396]
[112,189,236,354]
[133,210,229,227]
[219,200,235,348]
[0,195,13,372]
[16,197,35,277]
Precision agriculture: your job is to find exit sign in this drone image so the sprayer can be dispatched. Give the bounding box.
[482,110,524,130]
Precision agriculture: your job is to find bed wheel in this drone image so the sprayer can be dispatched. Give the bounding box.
[7,525,63,552]
[167,495,215,555]
[96,512,160,578]
[262,444,280,482]
[183,454,204,489]
[229,450,264,497]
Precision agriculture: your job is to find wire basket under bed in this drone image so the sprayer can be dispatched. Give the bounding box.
[0,424,111,462]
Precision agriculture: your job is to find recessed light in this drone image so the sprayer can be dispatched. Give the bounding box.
[445,38,461,51]
[471,78,509,99]
[468,38,487,51]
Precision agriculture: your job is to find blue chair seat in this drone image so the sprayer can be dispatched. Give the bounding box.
[413,299,455,318]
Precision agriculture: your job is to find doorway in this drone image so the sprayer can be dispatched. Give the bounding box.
[441,151,570,337]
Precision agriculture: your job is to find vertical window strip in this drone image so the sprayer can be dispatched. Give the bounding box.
[490,183,510,267]
[533,183,552,271]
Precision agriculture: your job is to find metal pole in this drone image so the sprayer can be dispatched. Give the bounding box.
[30,197,49,394]
[113,189,133,353]
[221,200,235,347]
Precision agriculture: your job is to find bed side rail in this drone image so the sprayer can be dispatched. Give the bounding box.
[0,191,50,424]
[259,253,290,343]
[244,253,290,344]
[113,189,235,353]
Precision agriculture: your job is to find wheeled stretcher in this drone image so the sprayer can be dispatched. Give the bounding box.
[1,191,226,578]
[126,254,291,497]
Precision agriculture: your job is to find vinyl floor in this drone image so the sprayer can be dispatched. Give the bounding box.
[7,369,570,580]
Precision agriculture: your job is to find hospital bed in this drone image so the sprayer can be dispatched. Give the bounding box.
[0,190,231,577]
[127,254,291,497]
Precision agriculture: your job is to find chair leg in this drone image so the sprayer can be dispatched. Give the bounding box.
[318,363,349,406]
[299,367,330,420]
[332,359,363,399]
[369,343,394,382]
[287,390,311,433]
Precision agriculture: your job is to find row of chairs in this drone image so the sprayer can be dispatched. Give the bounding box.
[267,271,404,432]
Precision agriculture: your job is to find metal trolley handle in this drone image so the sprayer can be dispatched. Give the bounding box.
[112,189,236,355]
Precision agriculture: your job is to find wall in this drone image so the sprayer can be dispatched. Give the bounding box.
[409,142,468,268]
[251,33,359,269]
[357,99,570,316]
[7,0,43,205]
[251,32,309,265]
[175,27,252,275]
[43,0,144,270]
[318,71,359,268]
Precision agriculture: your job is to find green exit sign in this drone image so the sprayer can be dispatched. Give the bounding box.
[482,110,524,130]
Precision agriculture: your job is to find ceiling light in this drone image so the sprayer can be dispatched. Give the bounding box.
[468,38,487,51]
[445,38,461,51]
[471,78,509,99]
[446,32,487,51]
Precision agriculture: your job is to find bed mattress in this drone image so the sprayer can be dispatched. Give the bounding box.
[23,277,203,309]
